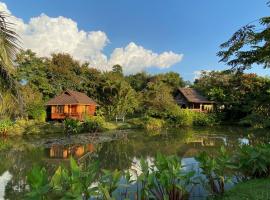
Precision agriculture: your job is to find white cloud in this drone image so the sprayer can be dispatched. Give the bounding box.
[0,2,183,74]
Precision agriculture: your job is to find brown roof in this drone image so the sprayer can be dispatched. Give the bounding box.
[46,90,98,105]
[178,88,214,104]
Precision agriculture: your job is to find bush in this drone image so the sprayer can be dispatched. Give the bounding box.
[193,112,217,126]
[144,117,165,131]
[27,105,46,122]
[127,117,144,128]
[233,144,270,179]
[0,119,13,135]
[82,116,105,133]
[63,118,81,135]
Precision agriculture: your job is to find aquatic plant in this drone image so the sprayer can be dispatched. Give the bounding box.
[233,144,270,179]
[195,146,234,195]
[137,153,195,200]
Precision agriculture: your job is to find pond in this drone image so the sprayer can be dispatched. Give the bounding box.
[0,126,270,199]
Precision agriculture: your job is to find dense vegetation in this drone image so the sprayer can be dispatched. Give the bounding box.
[0,48,269,133]
[24,144,270,199]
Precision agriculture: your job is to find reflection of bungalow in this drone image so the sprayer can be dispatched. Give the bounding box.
[46,90,98,121]
[175,88,214,112]
[48,144,95,159]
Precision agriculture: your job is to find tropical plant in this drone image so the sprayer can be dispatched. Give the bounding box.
[195,146,234,195]
[24,166,51,200]
[0,12,22,112]
[138,154,195,200]
[51,157,99,199]
[98,169,122,200]
[63,118,81,136]
[233,144,270,179]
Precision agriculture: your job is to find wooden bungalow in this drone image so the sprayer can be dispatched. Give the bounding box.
[175,88,214,112]
[46,90,98,121]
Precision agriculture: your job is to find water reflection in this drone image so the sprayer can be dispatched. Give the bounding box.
[0,126,270,199]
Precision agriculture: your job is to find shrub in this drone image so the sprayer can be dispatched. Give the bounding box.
[82,116,105,133]
[144,117,165,131]
[127,117,144,128]
[63,118,81,135]
[193,112,217,126]
[233,144,270,179]
[27,105,47,122]
[0,119,13,135]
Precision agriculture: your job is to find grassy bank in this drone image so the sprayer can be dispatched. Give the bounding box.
[216,179,270,200]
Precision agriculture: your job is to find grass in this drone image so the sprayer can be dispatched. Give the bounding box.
[216,179,270,200]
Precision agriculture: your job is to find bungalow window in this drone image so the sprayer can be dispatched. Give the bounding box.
[55,105,64,113]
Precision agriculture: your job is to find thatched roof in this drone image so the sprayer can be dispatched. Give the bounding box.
[178,88,214,104]
[46,90,98,105]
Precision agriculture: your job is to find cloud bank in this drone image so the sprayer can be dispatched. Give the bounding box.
[0,2,183,74]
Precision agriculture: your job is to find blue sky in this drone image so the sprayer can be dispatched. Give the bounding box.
[2,0,270,81]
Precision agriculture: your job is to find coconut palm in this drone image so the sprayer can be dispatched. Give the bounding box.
[0,12,21,113]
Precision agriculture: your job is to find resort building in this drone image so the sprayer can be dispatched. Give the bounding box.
[46,90,98,121]
[175,88,214,112]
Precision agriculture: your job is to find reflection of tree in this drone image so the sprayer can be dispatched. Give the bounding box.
[95,139,134,170]
[0,145,45,199]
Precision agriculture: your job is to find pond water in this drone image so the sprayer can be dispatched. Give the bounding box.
[0,126,270,200]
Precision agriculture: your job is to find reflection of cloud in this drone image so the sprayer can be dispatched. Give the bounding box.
[238,138,249,145]
[0,171,12,200]
[128,157,154,181]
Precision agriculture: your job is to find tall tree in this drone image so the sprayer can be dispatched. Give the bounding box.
[217,2,270,71]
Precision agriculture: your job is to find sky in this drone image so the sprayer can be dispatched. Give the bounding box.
[0,0,270,81]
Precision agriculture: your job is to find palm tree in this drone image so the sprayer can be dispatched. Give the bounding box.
[0,12,21,112]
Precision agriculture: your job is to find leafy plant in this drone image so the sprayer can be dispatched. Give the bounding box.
[51,157,99,199]
[25,166,51,200]
[233,144,270,179]
[82,116,105,133]
[0,119,13,135]
[144,117,165,131]
[138,153,195,200]
[98,169,122,200]
[195,146,234,195]
[63,118,81,136]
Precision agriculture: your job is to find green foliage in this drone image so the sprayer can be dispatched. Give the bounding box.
[166,108,217,127]
[144,117,166,131]
[98,169,122,199]
[27,105,46,122]
[50,157,99,199]
[233,144,270,179]
[215,178,270,200]
[82,116,105,133]
[25,154,196,200]
[0,119,13,135]
[217,2,270,71]
[194,71,270,122]
[25,166,51,200]
[138,153,195,200]
[196,146,234,195]
[63,118,81,135]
